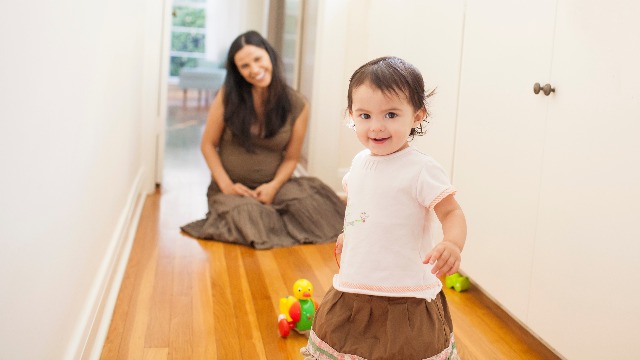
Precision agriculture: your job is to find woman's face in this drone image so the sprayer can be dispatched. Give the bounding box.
[234,45,273,89]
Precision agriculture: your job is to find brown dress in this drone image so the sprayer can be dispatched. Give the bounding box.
[303,288,460,360]
[181,89,346,249]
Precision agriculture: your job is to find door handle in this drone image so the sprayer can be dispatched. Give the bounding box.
[533,82,555,96]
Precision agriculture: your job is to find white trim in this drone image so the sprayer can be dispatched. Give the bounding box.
[155,0,173,186]
[64,168,148,360]
[169,51,207,58]
[261,0,271,36]
[306,0,349,190]
[293,163,309,177]
[456,269,563,359]
[172,26,207,34]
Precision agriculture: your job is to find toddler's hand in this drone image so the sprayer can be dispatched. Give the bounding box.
[423,241,461,277]
[334,233,344,268]
[335,233,344,255]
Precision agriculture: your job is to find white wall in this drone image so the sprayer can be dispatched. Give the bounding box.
[206,0,269,64]
[307,0,465,191]
[0,0,161,358]
[305,0,351,190]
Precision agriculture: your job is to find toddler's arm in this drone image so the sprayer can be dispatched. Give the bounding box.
[335,232,344,255]
[334,232,344,268]
[424,195,467,277]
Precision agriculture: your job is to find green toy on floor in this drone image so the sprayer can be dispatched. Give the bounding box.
[445,273,470,292]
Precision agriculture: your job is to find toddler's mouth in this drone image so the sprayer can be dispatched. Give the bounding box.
[371,137,389,144]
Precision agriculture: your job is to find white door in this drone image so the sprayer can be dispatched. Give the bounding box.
[155,0,172,185]
[529,1,640,357]
[363,0,465,175]
[453,0,557,321]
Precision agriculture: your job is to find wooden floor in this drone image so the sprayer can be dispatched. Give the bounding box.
[100,88,560,360]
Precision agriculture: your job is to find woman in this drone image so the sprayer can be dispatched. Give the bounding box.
[181,30,345,249]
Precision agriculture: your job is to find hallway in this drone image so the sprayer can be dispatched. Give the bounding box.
[99,87,560,359]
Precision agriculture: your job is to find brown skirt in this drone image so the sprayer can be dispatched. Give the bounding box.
[180,176,346,249]
[303,287,460,360]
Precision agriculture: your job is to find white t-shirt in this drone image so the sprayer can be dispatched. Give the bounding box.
[333,146,456,301]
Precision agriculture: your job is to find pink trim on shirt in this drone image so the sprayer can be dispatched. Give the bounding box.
[428,187,456,210]
[339,280,441,293]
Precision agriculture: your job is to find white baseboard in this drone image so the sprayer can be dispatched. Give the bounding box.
[293,163,309,177]
[456,269,564,359]
[65,168,149,360]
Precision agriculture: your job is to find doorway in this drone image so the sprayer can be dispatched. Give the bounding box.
[161,0,268,190]
[160,0,312,190]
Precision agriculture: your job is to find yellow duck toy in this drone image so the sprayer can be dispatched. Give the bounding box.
[277,279,318,337]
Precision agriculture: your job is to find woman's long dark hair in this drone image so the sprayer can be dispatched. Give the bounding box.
[223,30,291,151]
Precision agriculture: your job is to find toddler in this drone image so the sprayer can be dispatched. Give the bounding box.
[303,56,466,360]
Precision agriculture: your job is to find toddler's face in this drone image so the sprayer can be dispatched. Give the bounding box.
[350,82,425,156]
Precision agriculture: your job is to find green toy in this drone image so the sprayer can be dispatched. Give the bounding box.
[445,273,470,292]
[277,279,318,337]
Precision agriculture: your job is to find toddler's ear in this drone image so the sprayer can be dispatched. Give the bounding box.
[414,107,427,124]
[345,111,356,130]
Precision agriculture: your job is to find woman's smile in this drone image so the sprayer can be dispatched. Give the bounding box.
[252,70,266,81]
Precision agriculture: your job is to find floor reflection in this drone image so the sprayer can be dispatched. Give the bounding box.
[163,84,211,191]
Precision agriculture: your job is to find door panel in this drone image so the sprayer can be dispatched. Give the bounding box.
[454,0,557,321]
[530,1,640,357]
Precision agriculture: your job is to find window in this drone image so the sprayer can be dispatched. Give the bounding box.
[281,0,302,88]
[170,1,207,77]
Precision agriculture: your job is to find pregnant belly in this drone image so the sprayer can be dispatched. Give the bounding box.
[222,151,281,188]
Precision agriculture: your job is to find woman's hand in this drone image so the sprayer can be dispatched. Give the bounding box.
[255,182,279,204]
[222,182,257,198]
[423,241,461,277]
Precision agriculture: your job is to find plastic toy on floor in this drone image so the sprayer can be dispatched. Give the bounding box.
[445,273,470,292]
[277,279,318,338]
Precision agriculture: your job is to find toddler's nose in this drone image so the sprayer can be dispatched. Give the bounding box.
[370,118,385,132]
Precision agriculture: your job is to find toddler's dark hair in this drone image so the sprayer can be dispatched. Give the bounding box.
[347,56,435,136]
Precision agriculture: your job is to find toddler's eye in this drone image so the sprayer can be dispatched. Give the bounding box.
[385,112,398,119]
[359,114,370,119]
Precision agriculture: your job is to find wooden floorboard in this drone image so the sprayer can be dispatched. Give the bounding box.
[100,89,561,359]
[100,188,560,359]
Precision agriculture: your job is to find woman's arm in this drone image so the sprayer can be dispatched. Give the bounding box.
[423,194,467,276]
[201,88,257,198]
[255,101,310,204]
